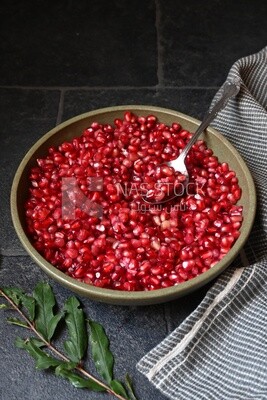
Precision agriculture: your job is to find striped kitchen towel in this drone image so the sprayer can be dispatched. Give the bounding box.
[137,46,267,400]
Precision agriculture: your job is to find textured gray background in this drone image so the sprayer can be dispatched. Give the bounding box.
[0,1,266,399]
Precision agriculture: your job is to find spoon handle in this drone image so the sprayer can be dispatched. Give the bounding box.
[178,81,240,161]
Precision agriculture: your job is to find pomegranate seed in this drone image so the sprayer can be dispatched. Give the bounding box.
[65,249,78,259]
[54,237,65,248]
[151,266,164,275]
[151,238,161,250]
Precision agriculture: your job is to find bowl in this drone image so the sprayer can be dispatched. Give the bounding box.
[10,105,256,305]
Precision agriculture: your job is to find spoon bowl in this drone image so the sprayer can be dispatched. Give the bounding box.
[142,81,240,205]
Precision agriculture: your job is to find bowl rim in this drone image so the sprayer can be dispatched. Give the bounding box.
[10,105,257,304]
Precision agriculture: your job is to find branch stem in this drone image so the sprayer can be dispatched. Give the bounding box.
[0,289,127,400]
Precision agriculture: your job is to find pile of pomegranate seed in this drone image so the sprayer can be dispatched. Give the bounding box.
[25,111,243,291]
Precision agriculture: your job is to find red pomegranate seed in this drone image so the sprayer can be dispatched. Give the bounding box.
[151,266,164,275]
[65,249,78,259]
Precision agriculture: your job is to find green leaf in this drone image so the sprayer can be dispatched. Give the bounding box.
[33,283,62,341]
[21,295,35,321]
[15,337,28,349]
[30,338,47,348]
[48,312,64,339]
[55,361,77,370]
[55,365,105,391]
[89,320,114,384]
[15,337,62,370]
[7,317,29,329]
[0,304,9,309]
[2,288,35,320]
[110,380,129,399]
[63,297,87,362]
[2,288,22,305]
[15,337,46,349]
[125,373,138,400]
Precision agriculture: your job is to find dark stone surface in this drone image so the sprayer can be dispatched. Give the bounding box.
[0,0,157,87]
[62,88,217,122]
[158,0,267,86]
[0,89,60,256]
[0,0,265,399]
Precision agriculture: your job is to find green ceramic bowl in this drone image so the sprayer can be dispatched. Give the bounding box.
[10,105,256,305]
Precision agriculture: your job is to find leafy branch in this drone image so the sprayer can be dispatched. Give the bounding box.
[0,283,138,400]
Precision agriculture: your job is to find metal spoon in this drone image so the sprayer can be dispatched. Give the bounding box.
[142,81,240,205]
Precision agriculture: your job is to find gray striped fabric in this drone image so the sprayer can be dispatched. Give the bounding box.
[136,46,267,400]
